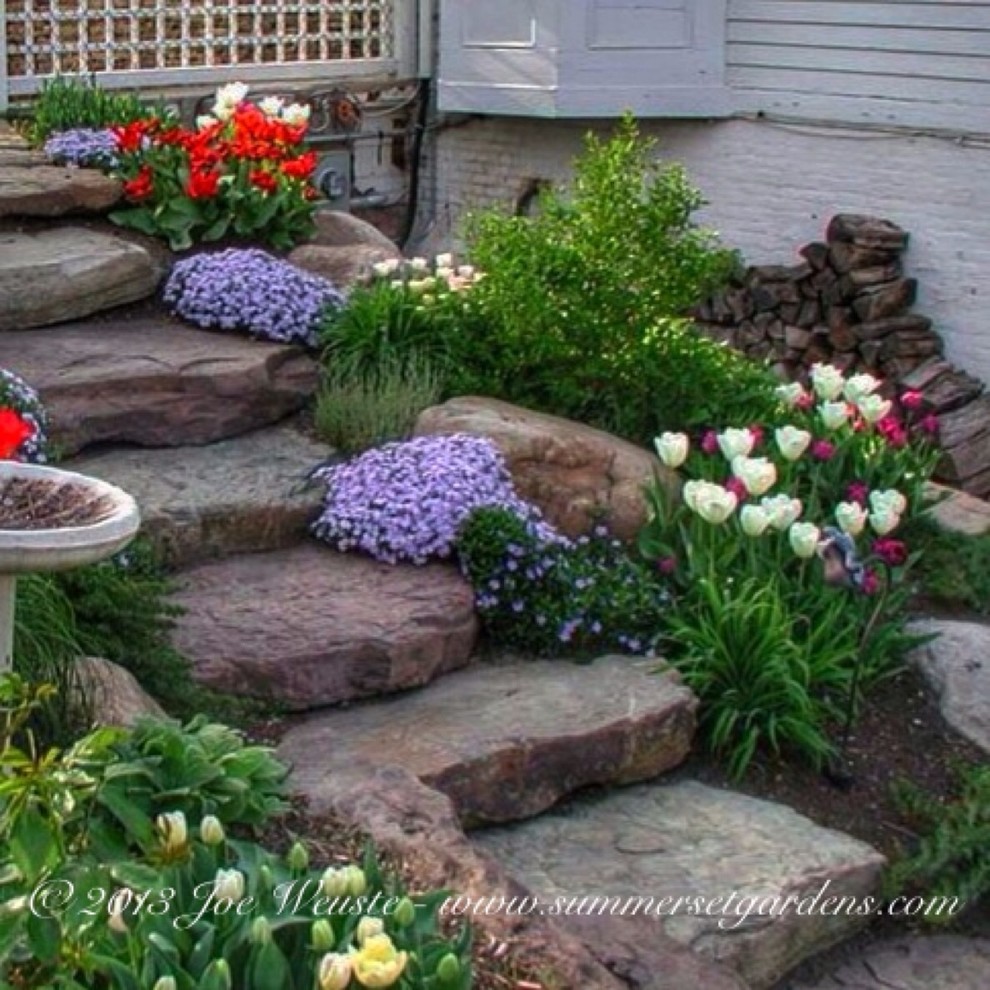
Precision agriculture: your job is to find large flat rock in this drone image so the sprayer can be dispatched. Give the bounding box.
[279,656,696,827]
[781,934,990,990]
[0,163,121,217]
[907,619,990,757]
[0,320,318,455]
[0,228,161,329]
[169,545,478,710]
[475,781,885,990]
[69,424,329,568]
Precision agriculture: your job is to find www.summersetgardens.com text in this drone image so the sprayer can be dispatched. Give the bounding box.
[26,877,962,932]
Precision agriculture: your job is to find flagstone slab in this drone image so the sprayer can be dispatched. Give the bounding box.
[0,228,162,330]
[0,166,121,217]
[0,319,318,455]
[475,780,886,990]
[69,423,329,567]
[169,545,478,710]
[279,655,696,827]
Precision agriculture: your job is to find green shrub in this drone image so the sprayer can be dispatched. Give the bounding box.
[456,506,669,657]
[0,675,472,990]
[28,75,155,143]
[904,516,990,614]
[887,761,990,923]
[448,115,778,439]
[314,352,443,456]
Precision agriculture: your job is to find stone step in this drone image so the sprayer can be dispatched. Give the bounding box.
[169,545,478,711]
[0,319,318,456]
[68,423,329,568]
[0,228,163,330]
[474,780,886,990]
[279,655,697,828]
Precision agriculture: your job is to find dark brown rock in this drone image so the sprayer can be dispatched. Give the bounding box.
[0,165,122,217]
[784,326,812,350]
[796,299,820,328]
[879,332,942,361]
[725,287,754,322]
[0,320,318,455]
[280,656,696,827]
[827,324,859,352]
[799,241,829,270]
[0,228,165,330]
[170,545,478,710]
[826,215,909,252]
[901,361,985,413]
[936,396,990,451]
[852,278,918,321]
[414,396,678,542]
[828,240,902,274]
[69,423,329,568]
[855,314,933,341]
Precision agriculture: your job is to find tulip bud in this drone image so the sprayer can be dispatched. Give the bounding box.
[107,889,130,934]
[213,868,245,904]
[774,425,812,462]
[789,522,822,559]
[318,952,353,990]
[356,915,386,945]
[835,501,867,537]
[344,865,367,897]
[152,978,177,990]
[321,867,350,899]
[739,505,771,538]
[393,897,416,928]
[250,917,272,945]
[819,401,851,431]
[436,953,462,984]
[200,815,225,846]
[287,841,309,872]
[654,432,689,469]
[810,363,846,401]
[156,811,188,856]
[311,919,335,952]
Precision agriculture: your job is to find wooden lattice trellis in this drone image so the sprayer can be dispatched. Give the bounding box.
[2,1,407,103]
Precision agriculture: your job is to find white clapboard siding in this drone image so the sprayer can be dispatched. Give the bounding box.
[728,0,990,133]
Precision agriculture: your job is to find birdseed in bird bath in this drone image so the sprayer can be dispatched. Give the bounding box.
[0,476,118,531]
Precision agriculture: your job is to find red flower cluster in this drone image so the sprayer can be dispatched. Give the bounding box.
[122,164,154,201]
[0,408,33,460]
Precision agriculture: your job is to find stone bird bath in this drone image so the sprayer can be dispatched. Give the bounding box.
[0,462,140,671]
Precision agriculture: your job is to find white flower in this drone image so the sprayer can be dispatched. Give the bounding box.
[195,114,218,131]
[654,432,689,469]
[457,264,476,278]
[212,103,235,123]
[320,867,349,898]
[407,278,430,295]
[108,889,130,934]
[774,425,812,462]
[408,257,429,272]
[843,373,882,406]
[356,916,386,945]
[739,505,771,537]
[434,252,454,269]
[761,494,803,531]
[810,363,846,401]
[835,502,868,537]
[199,815,225,846]
[372,258,401,278]
[258,95,284,118]
[281,102,311,126]
[870,489,908,515]
[213,81,249,113]
[775,382,809,408]
[731,455,777,496]
[789,522,822,559]
[717,427,755,461]
[156,811,187,854]
[318,953,353,990]
[858,394,893,424]
[213,868,245,904]
[819,401,851,431]
[435,266,455,283]
[869,508,901,536]
[683,481,738,525]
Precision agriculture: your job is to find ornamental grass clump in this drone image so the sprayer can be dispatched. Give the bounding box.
[311,434,554,564]
[0,368,50,463]
[43,127,119,168]
[163,248,345,347]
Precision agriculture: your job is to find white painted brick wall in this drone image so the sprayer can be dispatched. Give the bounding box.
[426,117,990,384]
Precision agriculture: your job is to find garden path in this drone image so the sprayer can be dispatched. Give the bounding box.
[1,118,988,990]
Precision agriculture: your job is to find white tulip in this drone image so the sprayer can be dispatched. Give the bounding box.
[683,481,738,525]
[870,489,908,515]
[819,401,851,431]
[434,252,454,269]
[739,505,771,537]
[761,494,803,531]
[281,102,311,126]
[717,427,755,461]
[731,455,777,497]
[195,114,218,131]
[258,95,284,118]
[810,363,846,401]
[843,373,881,406]
[407,257,429,272]
[356,916,386,945]
[213,81,248,111]
[858,394,893,424]
[789,521,822,559]
[774,425,812,462]
[213,868,245,904]
[775,382,808,408]
[654,432,689,469]
[835,501,868,537]
[869,508,901,536]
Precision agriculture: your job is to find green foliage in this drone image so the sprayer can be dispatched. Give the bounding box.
[663,577,837,778]
[448,115,778,439]
[905,516,990,615]
[28,75,156,143]
[0,675,472,990]
[887,761,990,923]
[314,352,443,456]
[456,507,669,656]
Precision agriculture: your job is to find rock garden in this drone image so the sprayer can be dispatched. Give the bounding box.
[0,82,988,990]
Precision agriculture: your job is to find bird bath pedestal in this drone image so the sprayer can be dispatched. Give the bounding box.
[0,462,140,672]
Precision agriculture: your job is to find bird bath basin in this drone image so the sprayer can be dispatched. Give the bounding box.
[0,461,140,671]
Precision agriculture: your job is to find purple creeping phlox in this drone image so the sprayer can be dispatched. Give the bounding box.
[43,128,119,168]
[163,248,346,347]
[310,434,558,565]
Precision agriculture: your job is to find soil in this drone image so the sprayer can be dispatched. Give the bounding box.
[0,475,117,530]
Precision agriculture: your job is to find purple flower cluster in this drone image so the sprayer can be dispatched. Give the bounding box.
[163,249,346,347]
[0,367,50,463]
[311,434,555,564]
[43,128,118,168]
